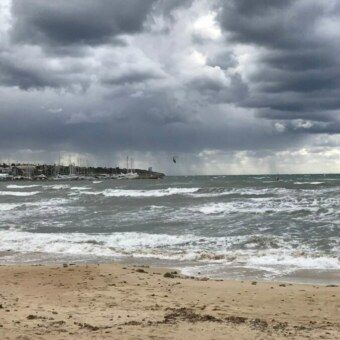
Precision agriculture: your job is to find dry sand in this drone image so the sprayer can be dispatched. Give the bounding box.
[0,262,339,339]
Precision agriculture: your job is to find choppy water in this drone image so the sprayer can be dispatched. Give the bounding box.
[0,175,339,284]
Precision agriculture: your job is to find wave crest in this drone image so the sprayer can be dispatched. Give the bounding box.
[0,191,40,196]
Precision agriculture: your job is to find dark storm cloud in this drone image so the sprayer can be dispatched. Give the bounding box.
[188,73,248,104]
[262,50,334,72]
[0,90,300,157]
[0,0,339,172]
[11,0,156,47]
[219,0,340,133]
[0,54,60,89]
[101,69,164,86]
[219,0,317,49]
[0,48,89,90]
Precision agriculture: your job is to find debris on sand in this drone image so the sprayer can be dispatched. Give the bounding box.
[135,268,147,273]
[164,308,221,324]
[163,271,179,278]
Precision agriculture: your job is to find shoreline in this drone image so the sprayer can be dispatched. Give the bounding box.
[0,262,339,339]
[1,250,340,287]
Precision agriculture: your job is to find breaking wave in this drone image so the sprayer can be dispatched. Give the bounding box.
[7,184,40,189]
[70,186,91,191]
[294,181,324,185]
[0,230,338,275]
[0,174,338,281]
[187,199,320,215]
[81,187,200,197]
[0,203,22,211]
[0,191,40,196]
[49,184,70,190]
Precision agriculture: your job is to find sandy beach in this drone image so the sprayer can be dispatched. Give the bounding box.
[0,262,339,339]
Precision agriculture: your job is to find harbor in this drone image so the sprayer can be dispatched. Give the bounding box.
[0,160,165,181]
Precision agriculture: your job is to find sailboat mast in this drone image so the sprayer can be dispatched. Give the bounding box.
[58,152,61,175]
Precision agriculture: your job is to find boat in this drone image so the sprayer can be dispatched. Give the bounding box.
[52,174,79,181]
[123,156,139,179]
[123,172,139,179]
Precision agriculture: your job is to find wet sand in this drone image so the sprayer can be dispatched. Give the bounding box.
[0,262,339,339]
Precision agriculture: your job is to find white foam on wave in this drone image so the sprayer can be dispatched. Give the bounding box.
[70,186,91,191]
[187,198,319,215]
[0,230,201,258]
[81,187,200,197]
[1,229,338,274]
[0,191,40,197]
[29,198,72,207]
[247,254,340,270]
[0,230,257,264]
[7,184,40,189]
[294,181,324,185]
[0,198,77,222]
[190,203,229,215]
[42,184,70,190]
[92,181,102,184]
[188,191,232,198]
[49,184,70,190]
[188,187,288,198]
[0,203,21,211]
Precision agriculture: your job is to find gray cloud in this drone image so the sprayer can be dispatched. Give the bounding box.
[218,0,340,134]
[11,0,156,47]
[0,0,339,173]
[219,0,317,49]
[0,46,90,90]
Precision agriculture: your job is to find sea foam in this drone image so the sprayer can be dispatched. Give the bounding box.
[0,191,40,196]
[81,187,200,197]
[7,184,40,189]
[1,230,339,273]
[0,203,22,211]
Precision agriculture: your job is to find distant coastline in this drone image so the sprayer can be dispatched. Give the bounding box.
[0,163,165,180]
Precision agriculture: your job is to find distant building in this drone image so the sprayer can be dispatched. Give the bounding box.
[0,166,11,174]
[11,165,36,178]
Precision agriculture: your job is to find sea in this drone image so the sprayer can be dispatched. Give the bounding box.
[0,174,339,285]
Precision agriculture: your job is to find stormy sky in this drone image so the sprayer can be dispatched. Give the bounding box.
[0,0,339,174]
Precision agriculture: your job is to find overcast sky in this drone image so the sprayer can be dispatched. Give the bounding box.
[0,0,339,174]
